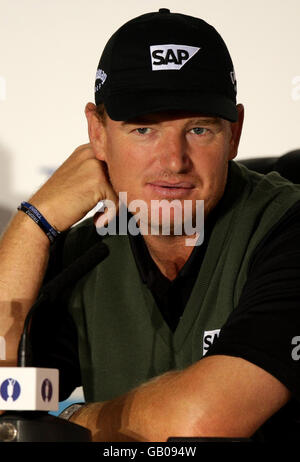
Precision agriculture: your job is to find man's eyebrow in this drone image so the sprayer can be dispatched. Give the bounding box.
[188,118,222,126]
[121,117,156,126]
[120,116,223,127]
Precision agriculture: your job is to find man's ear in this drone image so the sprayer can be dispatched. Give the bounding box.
[228,103,244,160]
[85,102,107,161]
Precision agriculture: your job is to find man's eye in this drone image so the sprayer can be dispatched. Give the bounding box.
[135,127,151,135]
[190,127,208,135]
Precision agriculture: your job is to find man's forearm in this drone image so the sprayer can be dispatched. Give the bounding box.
[70,355,291,442]
[70,369,200,442]
[0,143,119,367]
[0,211,50,365]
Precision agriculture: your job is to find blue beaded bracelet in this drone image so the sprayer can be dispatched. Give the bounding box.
[17,201,60,244]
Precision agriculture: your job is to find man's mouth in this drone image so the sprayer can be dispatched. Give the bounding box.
[150,181,194,188]
[146,181,195,198]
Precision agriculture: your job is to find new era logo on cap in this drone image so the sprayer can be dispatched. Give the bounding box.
[150,44,200,70]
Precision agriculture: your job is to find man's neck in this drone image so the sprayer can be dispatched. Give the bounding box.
[142,234,195,281]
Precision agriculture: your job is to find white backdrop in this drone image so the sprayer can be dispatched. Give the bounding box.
[1,0,300,232]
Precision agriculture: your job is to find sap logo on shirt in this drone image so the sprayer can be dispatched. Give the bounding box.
[203,329,221,356]
[150,44,200,71]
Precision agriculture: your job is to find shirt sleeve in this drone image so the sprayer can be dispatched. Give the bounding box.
[205,200,300,401]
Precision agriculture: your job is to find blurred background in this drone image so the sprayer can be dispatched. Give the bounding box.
[1,0,300,412]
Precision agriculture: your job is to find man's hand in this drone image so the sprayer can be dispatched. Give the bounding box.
[28,143,118,232]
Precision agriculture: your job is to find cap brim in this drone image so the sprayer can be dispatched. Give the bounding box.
[104,91,238,122]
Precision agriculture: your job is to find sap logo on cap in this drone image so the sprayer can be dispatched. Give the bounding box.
[203,329,220,356]
[150,44,200,71]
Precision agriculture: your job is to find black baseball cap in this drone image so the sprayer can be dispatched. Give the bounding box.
[94,8,238,122]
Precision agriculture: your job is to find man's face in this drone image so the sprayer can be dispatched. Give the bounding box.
[93,106,243,233]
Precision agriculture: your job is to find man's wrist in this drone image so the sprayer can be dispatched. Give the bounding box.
[15,210,51,248]
[17,202,61,245]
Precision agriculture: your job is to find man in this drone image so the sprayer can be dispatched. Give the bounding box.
[1,9,300,441]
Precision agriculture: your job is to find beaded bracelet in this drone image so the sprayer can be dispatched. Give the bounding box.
[17,201,60,244]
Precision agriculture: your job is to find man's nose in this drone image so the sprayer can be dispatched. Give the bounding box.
[158,133,191,173]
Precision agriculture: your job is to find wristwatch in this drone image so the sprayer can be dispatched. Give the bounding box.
[58,403,84,421]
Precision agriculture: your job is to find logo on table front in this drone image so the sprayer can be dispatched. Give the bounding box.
[41,378,53,402]
[0,378,21,402]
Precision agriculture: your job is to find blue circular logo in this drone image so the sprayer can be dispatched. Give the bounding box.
[0,378,21,402]
[41,378,53,402]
